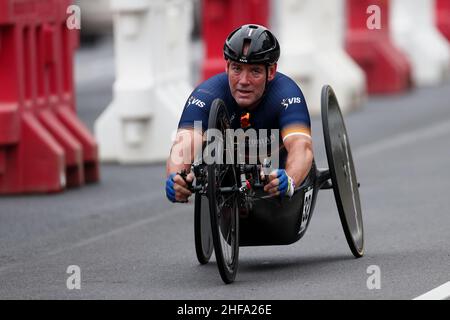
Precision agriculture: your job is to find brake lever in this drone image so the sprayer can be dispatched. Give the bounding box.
[253,163,270,189]
[178,169,194,192]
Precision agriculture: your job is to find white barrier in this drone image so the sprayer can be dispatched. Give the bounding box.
[95,0,192,163]
[390,0,450,86]
[273,0,366,115]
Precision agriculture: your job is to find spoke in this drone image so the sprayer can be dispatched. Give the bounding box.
[221,193,236,206]
[216,194,235,215]
[219,223,230,263]
[216,194,236,267]
[217,165,230,186]
[216,198,224,214]
[216,197,225,213]
[221,235,228,259]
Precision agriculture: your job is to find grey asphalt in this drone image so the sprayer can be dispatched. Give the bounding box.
[0,38,449,300]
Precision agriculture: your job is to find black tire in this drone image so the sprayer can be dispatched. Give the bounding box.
[321,85,364,258]
[206,99,240,284]
[194,193,213,264]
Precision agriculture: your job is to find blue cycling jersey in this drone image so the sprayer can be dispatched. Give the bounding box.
[178,72,311,167]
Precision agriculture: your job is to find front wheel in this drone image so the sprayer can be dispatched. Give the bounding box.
[206,99,240,284]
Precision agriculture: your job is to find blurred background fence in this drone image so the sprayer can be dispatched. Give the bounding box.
[1,0,449,193]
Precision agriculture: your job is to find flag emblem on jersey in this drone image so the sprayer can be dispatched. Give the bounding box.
[240,112,251,128]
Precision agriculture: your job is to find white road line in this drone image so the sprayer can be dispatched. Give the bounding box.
[413,282,450,300]
[353,118,450,159]
[355,121,450,300]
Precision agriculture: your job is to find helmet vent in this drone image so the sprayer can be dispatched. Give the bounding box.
[242,39,251,56]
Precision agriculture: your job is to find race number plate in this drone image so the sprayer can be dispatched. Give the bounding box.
[299,188,314,234]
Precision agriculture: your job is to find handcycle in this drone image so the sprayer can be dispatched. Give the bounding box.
[187,85,364,284]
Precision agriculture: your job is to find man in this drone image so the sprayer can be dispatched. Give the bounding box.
[166,24,313,203]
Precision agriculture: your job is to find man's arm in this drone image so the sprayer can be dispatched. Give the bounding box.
[264,134,313,196]
[283,135,313,187]
[165,128,203,202]
[166,128,203,176]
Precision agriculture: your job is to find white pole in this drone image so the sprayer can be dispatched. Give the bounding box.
[274,0,366,115]
[95,0,193,163]
[390,0,450,86]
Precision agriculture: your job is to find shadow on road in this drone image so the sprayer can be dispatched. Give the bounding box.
[238,254,353,273]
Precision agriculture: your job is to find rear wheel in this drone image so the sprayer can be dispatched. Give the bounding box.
[322,85,364,258]
[206,99,239,284]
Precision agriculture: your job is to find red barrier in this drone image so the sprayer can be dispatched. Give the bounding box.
[437,0,450,41]
[0,0,99,194]
[201,0,269,80]
[345,0,411,94]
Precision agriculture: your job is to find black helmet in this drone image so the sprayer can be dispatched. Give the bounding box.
[223,24,280,65]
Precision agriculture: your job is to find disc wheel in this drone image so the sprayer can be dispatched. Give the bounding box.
[194,192,214,264]
[321,85,364,258]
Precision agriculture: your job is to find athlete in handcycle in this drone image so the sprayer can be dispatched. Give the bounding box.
[165,24,364,284]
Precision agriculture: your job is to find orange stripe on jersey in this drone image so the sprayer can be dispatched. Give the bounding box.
[281,125,311,140]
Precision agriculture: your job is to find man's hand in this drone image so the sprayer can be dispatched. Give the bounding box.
[263,169,295,197]
[165,172,195,203]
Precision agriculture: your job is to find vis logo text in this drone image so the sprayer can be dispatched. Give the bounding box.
[188,96,206,108]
